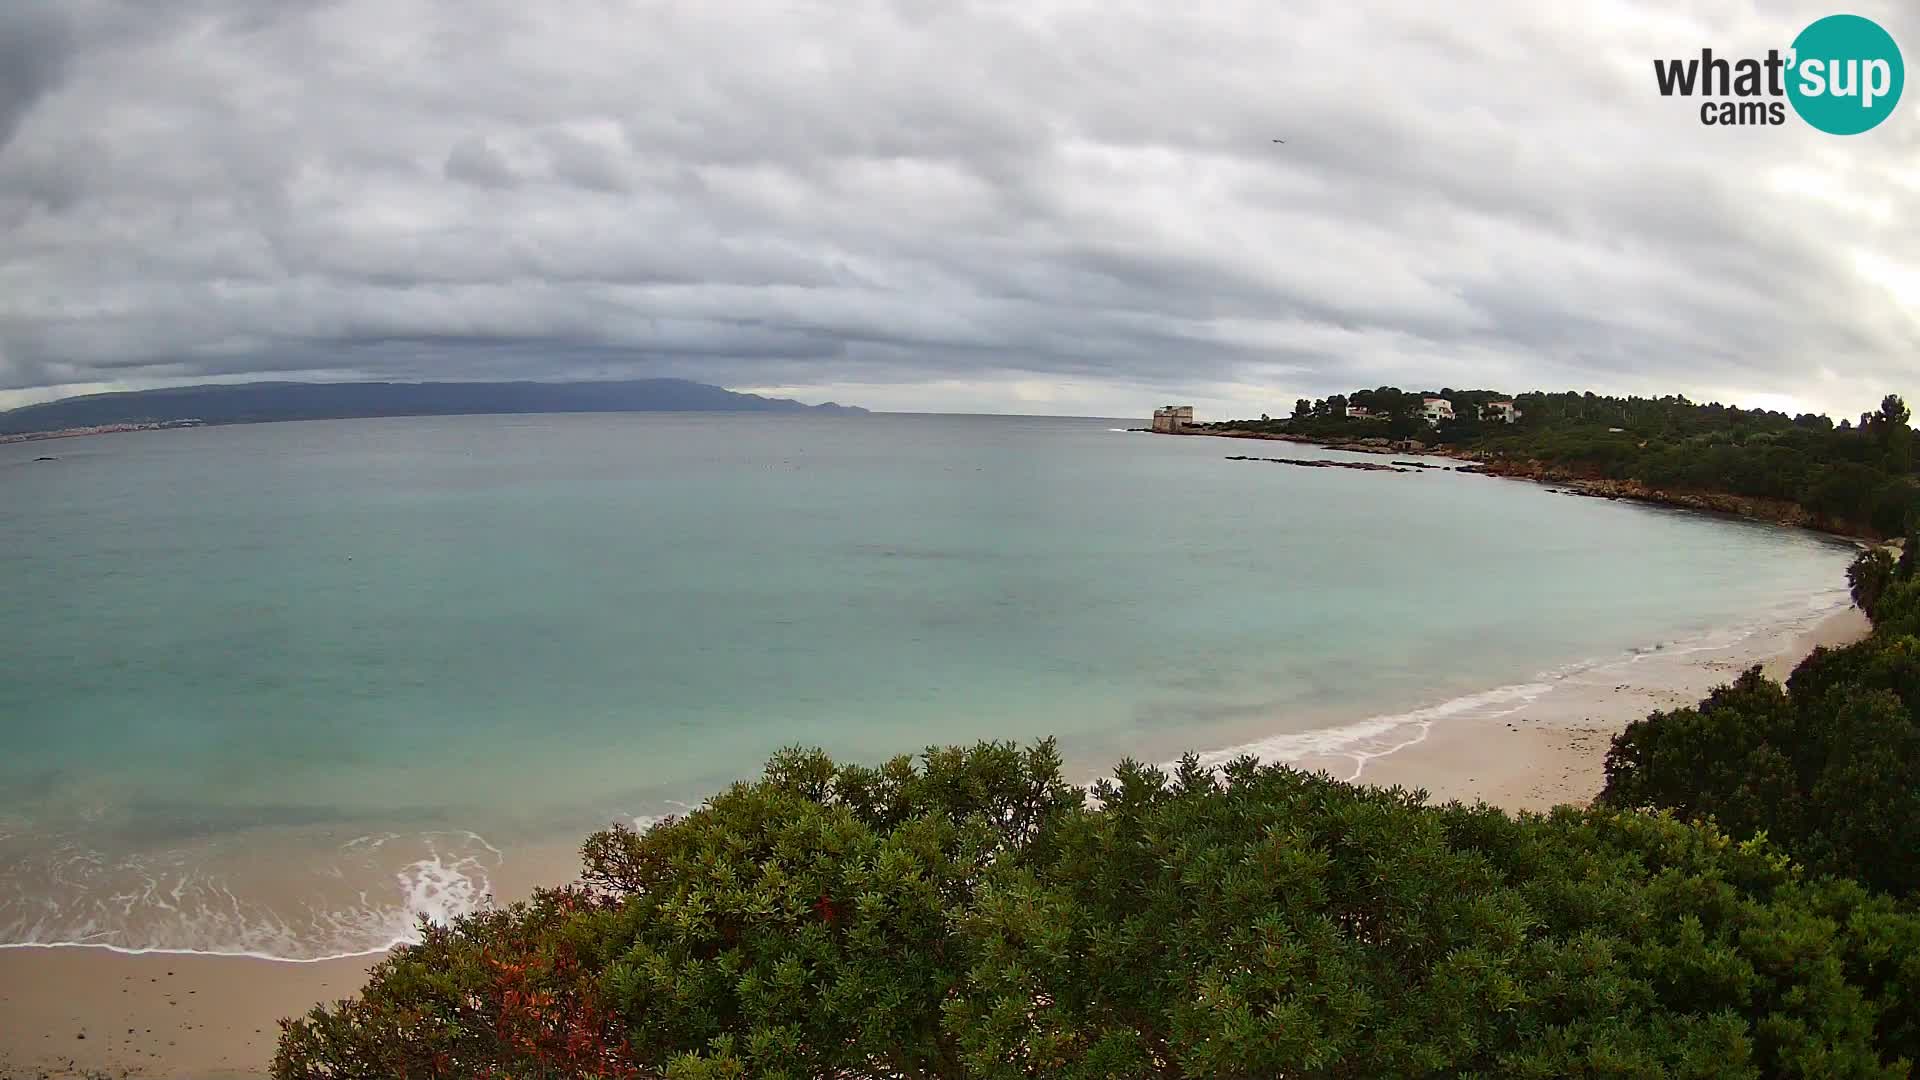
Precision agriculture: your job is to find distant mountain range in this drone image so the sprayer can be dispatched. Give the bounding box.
[0,379,868,436]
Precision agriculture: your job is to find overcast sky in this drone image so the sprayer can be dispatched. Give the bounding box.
[1,0,1915,419]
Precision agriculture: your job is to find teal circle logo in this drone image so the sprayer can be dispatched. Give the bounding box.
[1787,14,1904,134]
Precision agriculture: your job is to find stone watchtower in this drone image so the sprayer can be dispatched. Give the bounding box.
[1152,405,1195,433]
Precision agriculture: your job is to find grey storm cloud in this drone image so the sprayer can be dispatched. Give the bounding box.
[0,5,72,155]
[0,0,1917,416]
[444,137,521,190]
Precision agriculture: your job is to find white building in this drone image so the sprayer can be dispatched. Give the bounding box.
[1419,397,1454,425]
[1480,399,1520,424]
[1151,405,1195,433]
[1344,404,1380,420]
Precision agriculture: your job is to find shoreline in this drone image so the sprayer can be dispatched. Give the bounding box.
[1345,603,1869,812]
[0,844,586,1080]
[0,602,1874,1078]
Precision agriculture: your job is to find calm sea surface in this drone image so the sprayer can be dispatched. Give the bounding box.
[0,413,1856,957]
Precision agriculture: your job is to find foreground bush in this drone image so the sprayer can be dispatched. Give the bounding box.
[276,740,1920,1078]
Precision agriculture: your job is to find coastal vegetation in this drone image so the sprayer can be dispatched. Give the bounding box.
[277,543,1920,1080]
[1212,390,1918,538]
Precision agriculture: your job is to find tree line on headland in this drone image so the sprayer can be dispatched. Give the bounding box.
[276,529,1920,1076]
[1217,389,1917,539]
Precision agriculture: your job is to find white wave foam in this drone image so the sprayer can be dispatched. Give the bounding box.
[631,797,699,832]
[0,830,502,963]
[1172,681,1554,783]
[396,844,498,931]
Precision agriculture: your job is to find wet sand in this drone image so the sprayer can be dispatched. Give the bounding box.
[0,606,1873,1078]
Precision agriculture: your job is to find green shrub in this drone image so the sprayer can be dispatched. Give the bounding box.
[277,743,1920,1078]
[1850,548,1899,616]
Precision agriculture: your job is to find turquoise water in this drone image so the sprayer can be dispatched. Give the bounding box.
[0,413,1855,957]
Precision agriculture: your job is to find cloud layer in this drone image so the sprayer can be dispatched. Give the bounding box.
[1,0,1916,417]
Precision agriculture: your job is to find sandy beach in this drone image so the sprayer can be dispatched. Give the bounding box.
[0,604,1873,1079]
[1352,604,1871,812]
[0,949,374,1080]
[0,845,583,1080]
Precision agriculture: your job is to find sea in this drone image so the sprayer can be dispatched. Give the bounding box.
[0,412,1858,960]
